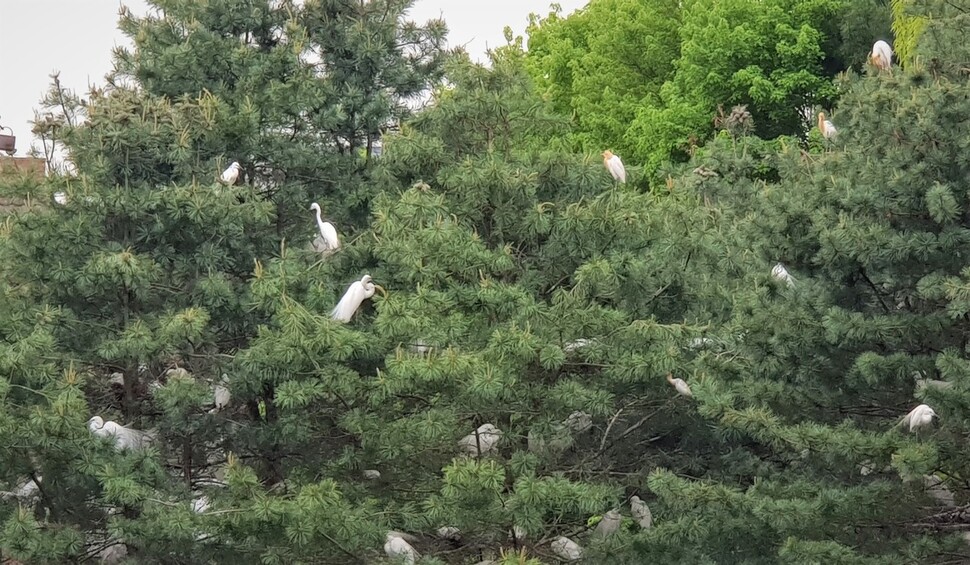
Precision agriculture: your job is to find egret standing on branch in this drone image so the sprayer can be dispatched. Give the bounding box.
[602,150,626,183]
[87,416,154,451]
[220,162,241,185]
[817,113,837,140]
[902,404,938,432]
[870,40,893,71]
[330,275,385,323]
[310,202,340,257]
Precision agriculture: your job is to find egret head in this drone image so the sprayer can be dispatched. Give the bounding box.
[230,161,240,170]
[87,416,105,432]
[310,202,321,213]
[602,150,614,160]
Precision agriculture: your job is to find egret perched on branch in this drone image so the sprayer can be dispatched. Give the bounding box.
[771,263,796,288]
[870,40,893,71]
[666,373,693,398]
[384,532,419,565]
[902,404,937,432]
[309,202,340,256]
[593,509,621,538]
[458,423,502,456]
[602,150,626,183]
[210,374,231,414]
[630,495,653,529]
[220,162,241,185]
[87,416,154,451]
[330,275,385,323]
[817,113,837,140]
[550,536,583,561]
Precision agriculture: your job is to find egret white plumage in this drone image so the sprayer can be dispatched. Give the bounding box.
[870,40,893,71]
[458,423,502,456]
[383,532,419,565]
[771,263,796,288]
[817,112,837,140]
[602,150,626,183]
[220,162,241,185]
[309,202,340,256]
[362,469,381,480]
[87,416,154,451]
[550,536,583,561]
[53,192,68,205]
[563,338,593,353]
[902,404,937,432]
[593,509,621,539]
[210,374,231,414]
[630,495,653,529]
[666,373,693,398]
[330,275,385,323]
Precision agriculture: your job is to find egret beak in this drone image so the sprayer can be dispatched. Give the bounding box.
[375,284,388,299]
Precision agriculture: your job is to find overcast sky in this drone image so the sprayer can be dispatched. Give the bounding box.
[0,0,586,154]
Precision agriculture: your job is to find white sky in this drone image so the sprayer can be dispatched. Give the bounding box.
[0,0,586,154]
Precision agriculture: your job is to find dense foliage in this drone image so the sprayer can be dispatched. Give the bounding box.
[3,0,970,563]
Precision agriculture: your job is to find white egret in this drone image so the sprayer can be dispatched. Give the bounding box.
[550,536,583,561]
[771,263,796,288]
[593,509,621,539]
[870,40,893,71]
[458,423,502,456]
[384,532,419,565]
[902,404,937,432]
[362,469,381,480]
[309,202,341,256]
[817,112,837,140]
[666,373,693,398]
[220,162,241,185]
[87,416,154,451]
[210,374,231,414]
[688,337,715,349]
[53,192,68,205]
[330,275,385,323]
[563,411,592,433]
[602,150,626,183]
[630,495,653,529]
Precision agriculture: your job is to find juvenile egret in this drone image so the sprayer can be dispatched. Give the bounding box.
[630,495,653,529]
[593,509,621,538]
[817,113,837,140]
[563,338,593,353]
[87,416,154,451]
[550,536,583,561]
[210,375,230,414]
[870,40,893,71]
[902,404,937,432]
[771,263,796,288]
[458,423,502,456]
[563,411,592,433]
[220,162,241,185]
[330,275,385,323]
[384,532,419,565]
[666,373,693,398]
[688,337,715,349]
[53,192,68,205]
[309,202,341,256]
[362,469,381,480]
[602,150,626,183]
